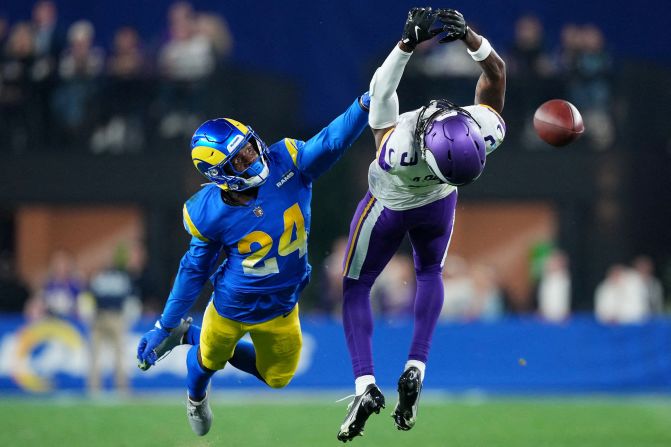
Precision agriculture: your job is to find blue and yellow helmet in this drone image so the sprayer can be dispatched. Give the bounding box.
[190,118,270,191]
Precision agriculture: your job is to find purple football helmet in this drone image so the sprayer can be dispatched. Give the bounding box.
[417,100,486,186]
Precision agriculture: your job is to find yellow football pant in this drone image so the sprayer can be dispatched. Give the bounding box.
[199,302,302,389]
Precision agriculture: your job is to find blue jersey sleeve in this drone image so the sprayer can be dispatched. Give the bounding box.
[296,96,369,180]
[160,236,222,328]
[159,197,222,328]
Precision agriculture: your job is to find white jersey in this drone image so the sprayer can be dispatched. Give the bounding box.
[368,104,506,210]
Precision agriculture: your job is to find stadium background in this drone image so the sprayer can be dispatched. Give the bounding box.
[0,0,670,445]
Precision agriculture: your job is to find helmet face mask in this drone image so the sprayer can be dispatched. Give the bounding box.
[416,100,486,187]
[224,140,262,176]
[191,118,270,191]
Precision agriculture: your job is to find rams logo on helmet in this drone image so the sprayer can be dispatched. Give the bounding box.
[191,118,270,191]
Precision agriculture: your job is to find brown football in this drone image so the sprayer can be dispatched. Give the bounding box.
[533,99,585,146]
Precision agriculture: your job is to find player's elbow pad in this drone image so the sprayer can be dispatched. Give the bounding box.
[369,93,399,130]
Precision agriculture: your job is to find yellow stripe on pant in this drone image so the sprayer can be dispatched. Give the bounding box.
[199,302,302,389]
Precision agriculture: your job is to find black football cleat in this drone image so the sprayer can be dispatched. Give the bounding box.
[337,384,386,442]
[393,366,423,431]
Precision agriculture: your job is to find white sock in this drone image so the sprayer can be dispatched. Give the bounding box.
[355,375,376,395]
[405,360,426,382]
[188,390,207,404]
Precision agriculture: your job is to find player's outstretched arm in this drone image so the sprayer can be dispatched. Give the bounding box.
[435,9,506,113]
[159,237,222,327]
[369,7,441,148]
[137,237,221,367]
[296,94,369,181]
[466,27,506,113]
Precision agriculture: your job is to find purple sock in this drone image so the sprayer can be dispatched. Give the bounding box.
[408,268,444,363]
[343,278,375,378]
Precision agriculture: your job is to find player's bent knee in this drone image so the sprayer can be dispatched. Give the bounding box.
[265,375,293,389]
[200,354,227,371]
[416,264,443,276]
[343,276,376,292]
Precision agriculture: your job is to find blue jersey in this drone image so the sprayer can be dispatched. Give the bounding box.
[184,141,312,319]
[160,97,368,325]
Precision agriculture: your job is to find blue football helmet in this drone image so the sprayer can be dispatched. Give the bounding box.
[190,118,270,191]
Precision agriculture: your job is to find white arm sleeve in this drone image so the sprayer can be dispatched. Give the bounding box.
[369,45,412,129]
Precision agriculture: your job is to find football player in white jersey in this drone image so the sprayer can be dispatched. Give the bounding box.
[337,7,506,441]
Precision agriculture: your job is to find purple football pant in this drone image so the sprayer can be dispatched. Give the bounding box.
[342,190,457,378]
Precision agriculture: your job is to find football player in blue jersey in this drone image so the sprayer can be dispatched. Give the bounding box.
[136,93,371,436]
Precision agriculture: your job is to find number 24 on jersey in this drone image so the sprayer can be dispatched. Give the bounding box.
[238,203,307,276]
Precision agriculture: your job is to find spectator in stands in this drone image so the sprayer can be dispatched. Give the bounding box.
[537,250,571,322]
[440,255,474,321]
[317,236,349,317]
[595,264,649,324]
[469,263,504,321]
[156,1,216,139]
[0,251,30,313]
[0,15,8,53]
[555,24,581,75]
[160,2,218,81]
[52,20,105,145]
[632,255,664,315]
[0,22,39,152]
[31,250,84,320]
[506,14,555,147]
[195,11,233,61]
[88,249,137,394]
[559,24,614,149]
[57,19,104,88]
[508,14,553,79]
[107,26,149,79]
[2,22,35,85]
[31,0,65,62]
[31,1,66,146]
[91,26,150,154]
[125,239,158,314]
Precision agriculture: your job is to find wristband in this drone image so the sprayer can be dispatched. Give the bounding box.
[467,37,492,62]
[359,94,370,112]
[155,319,173,332]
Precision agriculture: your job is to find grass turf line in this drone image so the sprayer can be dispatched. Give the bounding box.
[2,397,670,447]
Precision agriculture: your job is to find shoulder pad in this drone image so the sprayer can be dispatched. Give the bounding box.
[268,138,306,168]
[464,105,506,154]
[283,138,306,167]
[182,186,217,242]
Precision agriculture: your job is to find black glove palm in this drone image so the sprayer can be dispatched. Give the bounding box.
[401,7,440,49]
[435,9,468,43]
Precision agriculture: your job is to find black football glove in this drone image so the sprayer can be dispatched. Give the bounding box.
[401,7,441,49]
[435,8,468,43]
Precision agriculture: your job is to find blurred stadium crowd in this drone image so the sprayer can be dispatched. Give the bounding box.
[0,230,666,324]
[315,237,665,324]
[0,2,668,326]
[405,14,615,150]
[0,2,618,154]
[1,239,665,394]
[0,1,233,153]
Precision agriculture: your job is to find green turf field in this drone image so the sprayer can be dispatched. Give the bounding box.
[2,395,670,447]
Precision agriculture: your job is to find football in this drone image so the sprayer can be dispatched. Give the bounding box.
[533,99,585,146]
